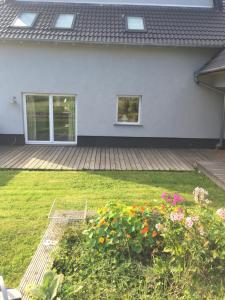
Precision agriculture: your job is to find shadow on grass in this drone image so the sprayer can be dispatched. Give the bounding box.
[0,170,21,186]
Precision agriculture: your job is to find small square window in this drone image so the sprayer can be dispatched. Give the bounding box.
[12,12,38,28]
[55,14,75,29]
[127,16,145,31]
[117,96,141,124]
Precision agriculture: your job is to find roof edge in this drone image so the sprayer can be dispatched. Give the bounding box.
[0,36,223,48]
[195,48,225,77]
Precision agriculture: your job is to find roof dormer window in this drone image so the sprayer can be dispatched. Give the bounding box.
[127,16,145,31]
[55,14,75,29]
[12,12,38,28]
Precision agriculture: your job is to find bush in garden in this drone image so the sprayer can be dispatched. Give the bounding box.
[84,189,225,276]
[84,202,165,260]
[53,188,225,299]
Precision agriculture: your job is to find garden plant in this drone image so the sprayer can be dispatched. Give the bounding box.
[44,187,225,300]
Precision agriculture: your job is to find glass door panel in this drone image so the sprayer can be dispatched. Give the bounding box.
[26,95,50,141]
[53,96,75,142]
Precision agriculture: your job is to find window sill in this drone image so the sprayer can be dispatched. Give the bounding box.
[114,123,143,127]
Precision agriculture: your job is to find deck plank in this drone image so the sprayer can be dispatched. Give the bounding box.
[78,147,89,170]
[109,147,116,170]
[114,148,121,170]
[57,147,74,170]
[117,147,126,170]
[95,147,102,170]
[89,147,97,170]
[71,147,83,169]
[84,147,93,170]
[122,148,132,170]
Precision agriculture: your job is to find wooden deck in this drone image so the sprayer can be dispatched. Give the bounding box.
[197,160,225,190]
[0,145,223,171]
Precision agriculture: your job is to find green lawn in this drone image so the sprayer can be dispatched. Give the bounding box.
[0,170,224,287]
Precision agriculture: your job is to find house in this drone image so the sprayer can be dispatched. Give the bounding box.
[0,0,225,148]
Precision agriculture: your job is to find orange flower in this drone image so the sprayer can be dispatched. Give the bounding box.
[140,207,145,213]
[152,231,158,238]
[99,218,106,226]
[141,226,149,235]
[161,204,166,210]
[127,234,131,239]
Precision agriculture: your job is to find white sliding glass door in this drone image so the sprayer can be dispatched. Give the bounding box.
[24,94,76,144]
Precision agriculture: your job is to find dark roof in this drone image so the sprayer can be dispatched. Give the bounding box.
[0,0,225,47]
[197,49,225,75]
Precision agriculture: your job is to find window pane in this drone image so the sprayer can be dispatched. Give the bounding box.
[117,96,140,123]
[26,95,50,141]
[55,14,74,29]
[13,12,37,27]
[127,17,144,30]
[53,96,75,142]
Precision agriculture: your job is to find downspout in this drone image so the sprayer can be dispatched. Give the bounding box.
[220,95,225,148]
[194,73,225,149]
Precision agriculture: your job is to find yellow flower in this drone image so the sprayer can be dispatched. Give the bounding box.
[144,219,149,227]
[99,237,105,244]
[99,218,106,226]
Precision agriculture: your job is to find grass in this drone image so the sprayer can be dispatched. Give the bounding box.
[0,170,225,287]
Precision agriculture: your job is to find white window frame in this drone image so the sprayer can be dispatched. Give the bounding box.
[54,14,75,29]
[12,12,38,28]
[23,93,77,145]
[127,16,145,31]
[116,95,142,126]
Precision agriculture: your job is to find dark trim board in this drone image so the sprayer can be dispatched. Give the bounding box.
[0,134,25,145]
[0,134,223,148]
[78,136,223,149]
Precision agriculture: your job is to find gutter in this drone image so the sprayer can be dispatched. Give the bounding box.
[194,72,225,149]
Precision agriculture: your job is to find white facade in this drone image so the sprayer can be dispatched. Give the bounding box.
[0,41,223,143]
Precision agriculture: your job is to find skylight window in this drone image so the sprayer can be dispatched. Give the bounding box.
[12,12,38,28]
[55,14,75,29]
[127,16,145,31]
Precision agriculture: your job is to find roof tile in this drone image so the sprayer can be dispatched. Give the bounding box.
[0,0,225,47]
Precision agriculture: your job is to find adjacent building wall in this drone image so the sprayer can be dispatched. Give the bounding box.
[17,0,214,8]
[0,41,223,145]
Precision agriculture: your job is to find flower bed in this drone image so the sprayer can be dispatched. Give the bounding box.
[31,188,225,299]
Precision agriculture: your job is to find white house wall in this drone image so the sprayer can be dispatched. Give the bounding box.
[0,41,223,141]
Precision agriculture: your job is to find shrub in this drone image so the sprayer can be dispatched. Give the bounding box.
[53,189,225,299]
[83,202,165,261]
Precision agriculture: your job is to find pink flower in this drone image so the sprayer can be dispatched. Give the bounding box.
[162,192,172,203]
[162,192,184,206]
[172,194,184,206]
[161,192,167,199]
[170,212,184,222]
[185,217,194,228]
[216,208,225,220]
